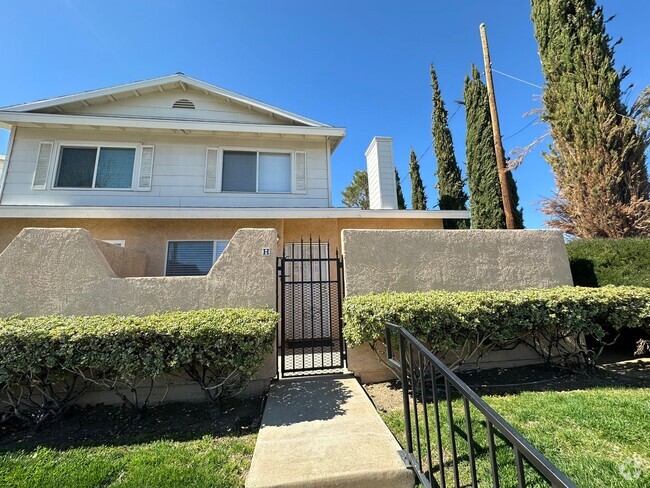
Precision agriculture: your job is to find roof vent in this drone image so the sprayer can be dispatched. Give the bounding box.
[172,99,195,109]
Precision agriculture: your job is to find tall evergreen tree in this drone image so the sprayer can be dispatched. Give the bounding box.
[341,169,369,209]
[395,168,406,209]
[464,65,524,229]
[409,149,427,210]
[430,64,469,228]
[531,0,650,237]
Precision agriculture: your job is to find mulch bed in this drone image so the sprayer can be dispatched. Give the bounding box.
[364,356,650,413]
[0,397,264,453]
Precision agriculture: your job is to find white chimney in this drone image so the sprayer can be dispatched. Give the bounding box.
[365,136,398,210]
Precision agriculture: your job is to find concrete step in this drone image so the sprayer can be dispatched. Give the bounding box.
[246,376,414,488]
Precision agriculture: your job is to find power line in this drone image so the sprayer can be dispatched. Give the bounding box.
[491,68,544,89]
[399,102,463,185]
[503,117,539,140]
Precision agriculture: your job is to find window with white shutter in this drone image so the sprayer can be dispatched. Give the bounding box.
[293,151,307,194]
[32,141,54,190]
[204,147,220,191]
[137,145,154,190]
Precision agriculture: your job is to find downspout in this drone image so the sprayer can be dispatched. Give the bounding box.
[326,136,332,207]
[0,126,16,204]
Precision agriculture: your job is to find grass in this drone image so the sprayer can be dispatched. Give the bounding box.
[0,400,261,488]
[0,434,256,488]
[380,387,650,487]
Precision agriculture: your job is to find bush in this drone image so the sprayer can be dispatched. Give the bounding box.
[343,286,650,369]
[567,238,650,287]
[0,308,277,426]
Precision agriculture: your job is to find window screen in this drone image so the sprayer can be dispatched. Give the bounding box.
[95,148,135,188]
[258,152,291,192]
[222,151,256,192]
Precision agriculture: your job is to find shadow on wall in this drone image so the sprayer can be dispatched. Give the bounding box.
[0,227,278,318]
[569,258,599,287]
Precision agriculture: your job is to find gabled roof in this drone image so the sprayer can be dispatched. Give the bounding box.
[1,73,332,128]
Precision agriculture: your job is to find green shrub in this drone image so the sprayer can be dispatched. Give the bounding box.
[567,238,650,287]
[343,286,650,369]
[0,308,277,425]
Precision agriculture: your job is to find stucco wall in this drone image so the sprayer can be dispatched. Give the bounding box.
[0,227,278,317]
[0,216,444,276]
[341,229,574,382]
[0,227,279,397]
[342,229,573,296]
[95,240,147,277]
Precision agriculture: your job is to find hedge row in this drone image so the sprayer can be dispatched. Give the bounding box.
[343,286,650,368]
[567,238,650,288]
[0,308,278,425]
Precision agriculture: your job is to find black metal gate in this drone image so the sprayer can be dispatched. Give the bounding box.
[277,238,346,376]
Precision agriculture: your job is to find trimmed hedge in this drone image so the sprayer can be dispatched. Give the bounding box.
[343,286,650,368]
[0,308,278,425]
[567,238,650,288]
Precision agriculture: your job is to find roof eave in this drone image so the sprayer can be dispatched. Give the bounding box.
[0,74,334,128]
[0,112,346,140]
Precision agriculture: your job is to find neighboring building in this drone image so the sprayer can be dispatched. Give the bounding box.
[0,74,468,276]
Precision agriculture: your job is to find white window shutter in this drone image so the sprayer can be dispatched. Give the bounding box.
[137,145,155,191]
[32,141,53,190]
[294,151,307,194]
[205,147,221,192]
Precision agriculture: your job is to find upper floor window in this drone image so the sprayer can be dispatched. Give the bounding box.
[55,146,136,189]
[222,150,291,193]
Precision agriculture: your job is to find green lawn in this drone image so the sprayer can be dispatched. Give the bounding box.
[0,434,256,488]
[380,387,650,487]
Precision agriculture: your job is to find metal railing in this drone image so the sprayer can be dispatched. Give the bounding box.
[384,323,576,488]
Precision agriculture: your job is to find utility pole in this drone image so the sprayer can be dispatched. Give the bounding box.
[480,23,517,230]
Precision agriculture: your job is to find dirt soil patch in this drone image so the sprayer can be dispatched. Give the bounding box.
[364,358,650,413]
[0,397,264,453]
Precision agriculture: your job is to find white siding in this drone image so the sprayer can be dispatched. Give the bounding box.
[0,127,330,208]
[62,88,289,125]
[365,137,397,209]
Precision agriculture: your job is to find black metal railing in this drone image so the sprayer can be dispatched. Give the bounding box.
[384,322,575,488]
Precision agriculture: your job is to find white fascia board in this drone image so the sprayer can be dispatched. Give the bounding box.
[0,111,346,138]
[1,74,332,128]
[0,206,470,220]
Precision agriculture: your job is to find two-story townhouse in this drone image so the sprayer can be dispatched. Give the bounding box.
[0,74,468,277]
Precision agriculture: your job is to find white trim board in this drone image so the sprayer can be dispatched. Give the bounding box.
[0,205,470,220]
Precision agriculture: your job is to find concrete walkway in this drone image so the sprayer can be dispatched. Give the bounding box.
[246,375,414,488]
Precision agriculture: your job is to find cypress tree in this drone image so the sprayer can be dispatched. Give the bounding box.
[430,64,469,228]
[464,65,524,229]
[531,0,649,237]
[409,149,427,210]
[341,169,369,209]
[395,168,406,209]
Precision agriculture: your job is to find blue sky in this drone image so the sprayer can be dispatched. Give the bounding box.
[1,0,648,229]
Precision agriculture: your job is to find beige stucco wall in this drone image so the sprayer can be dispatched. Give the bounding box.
[0,216,444,276]
[342,229,573,296]
[95,240,147,277]
[0,227,279,397]
[0,227,278,317]
[342,229,574,383]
